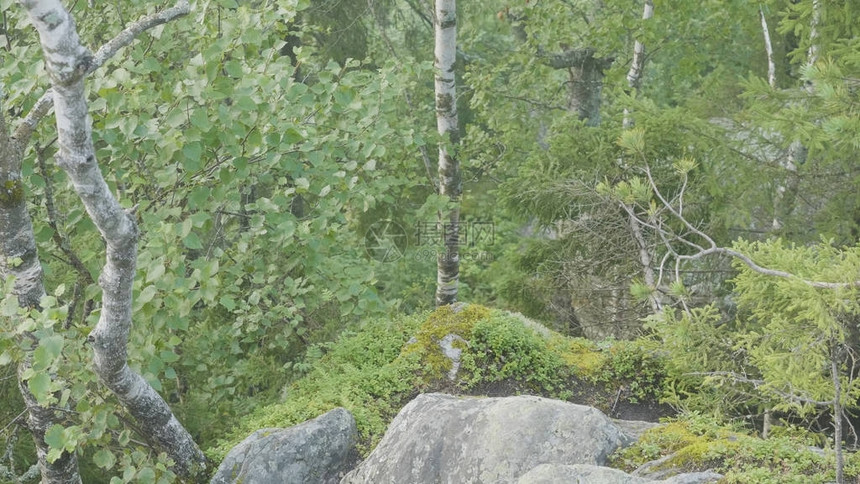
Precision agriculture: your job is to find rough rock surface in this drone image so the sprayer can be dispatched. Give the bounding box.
[660,471,723,484]
[517,464,652,484]
[212,407,357,484]
[342,393,629,484]
[517,464,722,484]
[612,418,660,442]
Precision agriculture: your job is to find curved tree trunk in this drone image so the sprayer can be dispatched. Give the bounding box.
[1,107,82,484]
[434,0,461,306]
[19,0,205,477]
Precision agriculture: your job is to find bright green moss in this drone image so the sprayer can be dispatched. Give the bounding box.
[550,336,607,377]
[401,304,491,376]
[0,179,25,207]
[611,416,858,483]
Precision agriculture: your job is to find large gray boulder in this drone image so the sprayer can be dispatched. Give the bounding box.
[342,393,629,484]
[212,407,357,484]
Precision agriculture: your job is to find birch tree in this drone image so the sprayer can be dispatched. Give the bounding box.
[434,0,461,306]
[0,101,81,483]
[620,0,660,314]
[1,0,205,479]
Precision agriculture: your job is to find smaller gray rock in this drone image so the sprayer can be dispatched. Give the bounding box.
[517,465,722,484]
[439,333,468,380]
[518,464,652,484]
[612,419,659,443]
[660,471,723,484]
[212,407,357,484]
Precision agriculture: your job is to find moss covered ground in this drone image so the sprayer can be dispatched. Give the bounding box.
[205,304,668,462]
[205,304,853,483]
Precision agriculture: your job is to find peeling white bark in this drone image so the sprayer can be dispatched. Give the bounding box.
[1,98,83,484]
[759,5,776,89]
[807,0,821,70]
[622,0,660,312]
[626,1,653,93]
[434,0,461,306]
[19,0,204,477]
[623,0,653,129]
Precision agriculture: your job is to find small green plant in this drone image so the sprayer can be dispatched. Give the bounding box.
[611,413,858,483]
[459,313,569,394]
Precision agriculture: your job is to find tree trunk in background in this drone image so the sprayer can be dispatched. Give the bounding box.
[831,340,845,484]
[0,106,82,483]
[772,0,819,231]
[434,0,461,307]
[20,0,205,477]
[622,0,660,314]
[547,48,611,126]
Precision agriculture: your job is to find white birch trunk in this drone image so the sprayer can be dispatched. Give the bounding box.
[623,0,660,313]
[759,6,776,89]
[19,0,204,477]
[623,0,653,129]
[772,0,820,230]
[1,105,82,484]
[434,0,461,306]
[807,0,821,70]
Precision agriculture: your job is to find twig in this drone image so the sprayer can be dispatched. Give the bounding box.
[12,1,191,148]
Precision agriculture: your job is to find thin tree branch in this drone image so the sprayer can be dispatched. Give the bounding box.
[12,1,191,148]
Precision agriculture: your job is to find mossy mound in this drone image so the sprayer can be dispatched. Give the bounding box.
[611,414,860,483]
[205,304,670,465]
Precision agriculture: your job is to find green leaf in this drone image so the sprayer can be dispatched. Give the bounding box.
[190,108,211,131]
[33,335,64,370]
[183,232,204,250]
[182,142,204,171]
[138,285,157,305]
[137,467,156,484]
[282,128,303,145]
[146,261,166,283]
[28,372,52,404]
[94,448,117,470]
[220,296,236,311]
[160,350,180,364]
[44,424,65,452]
[2,295,20,317]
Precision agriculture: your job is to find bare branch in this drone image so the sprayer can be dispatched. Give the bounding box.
[12,1,191,148]
[89,1,190,72]
[629,164,860,290]
[11,91,54,152]
[687,371,833,406]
